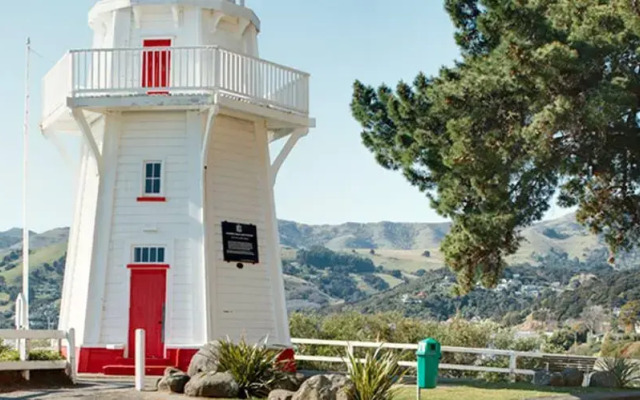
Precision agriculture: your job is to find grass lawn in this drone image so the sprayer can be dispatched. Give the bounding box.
[394,382,628,400]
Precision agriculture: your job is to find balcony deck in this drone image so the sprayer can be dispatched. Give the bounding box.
[42,46,310,133]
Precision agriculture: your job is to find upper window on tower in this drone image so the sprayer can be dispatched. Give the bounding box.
[141,160,163,198]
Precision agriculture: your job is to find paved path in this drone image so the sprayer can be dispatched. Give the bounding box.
[0,377,173,400]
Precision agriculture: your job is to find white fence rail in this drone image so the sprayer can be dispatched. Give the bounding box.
[43,46,309,122]
[0,329,76,382]
[291,338,598,383]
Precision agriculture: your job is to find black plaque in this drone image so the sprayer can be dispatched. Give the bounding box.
[221,221,259,264]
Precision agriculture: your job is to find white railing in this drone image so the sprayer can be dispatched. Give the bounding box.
[42,46,309,116]
[0,329,76,382]
[291,338,598,383]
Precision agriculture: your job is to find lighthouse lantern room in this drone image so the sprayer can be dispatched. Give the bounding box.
[40,0,312,374]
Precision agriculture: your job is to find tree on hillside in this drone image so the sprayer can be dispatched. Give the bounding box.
[351,0,640,292]
[580,305,607,335]
[619,300,640,334]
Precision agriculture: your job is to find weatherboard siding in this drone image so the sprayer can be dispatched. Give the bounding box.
[99,112,193,345]
[205,115,279,342]
[59,117,105,345]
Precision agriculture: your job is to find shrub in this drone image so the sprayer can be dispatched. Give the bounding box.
[596,357,640,388]
[215,337,284,398]
[347,347,404,400]
[0,349,19,361]
[28,350,64,361]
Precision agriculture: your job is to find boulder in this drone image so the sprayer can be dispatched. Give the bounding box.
[327,374,354,400]
[561,368,584,387]
[291,374,352,400]
[184,371,239,398]
[269,389,296,400]
[187,342,220,376]
[272,372,307,392]
[589,371,618,388]
[157,367,190,393]
[532,370,552,386]
[549,372,565,387]
[292,375,333,400]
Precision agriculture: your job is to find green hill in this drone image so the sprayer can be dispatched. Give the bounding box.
[279,212,637,272]
[0,213,637,328]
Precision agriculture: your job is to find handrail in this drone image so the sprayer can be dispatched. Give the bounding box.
[68,46,310,77]
[54,46,310,115]
[0,328,76,382]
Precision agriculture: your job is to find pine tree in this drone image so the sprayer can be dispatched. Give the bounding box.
[351,0,640,292]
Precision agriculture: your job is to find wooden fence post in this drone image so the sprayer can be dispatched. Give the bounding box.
[509,352,517,383]
[67,328,76,383]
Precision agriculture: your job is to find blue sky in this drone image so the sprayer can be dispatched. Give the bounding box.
[0,0,569,232]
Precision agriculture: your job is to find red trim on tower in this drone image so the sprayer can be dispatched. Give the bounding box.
[73,346,294,375]
[166,348,199,372]
[126,263,170,269]
[137,196,166,202]
[77,347,125,373]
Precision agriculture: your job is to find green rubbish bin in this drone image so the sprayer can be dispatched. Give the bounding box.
[416,338,441,389]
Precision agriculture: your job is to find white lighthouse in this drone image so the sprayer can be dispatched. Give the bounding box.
[40,0,311,374]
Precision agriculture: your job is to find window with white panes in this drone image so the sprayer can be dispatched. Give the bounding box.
[133,246,166,263]
[143,161,162,195]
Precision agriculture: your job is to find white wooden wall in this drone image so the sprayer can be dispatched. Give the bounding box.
[58,118,105,345]
[204,115,287,344]
[98,112,195,346]
[92,4,259,54]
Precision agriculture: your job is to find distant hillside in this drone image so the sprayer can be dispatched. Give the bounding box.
[279,212,639,270]
[0,213,638,328]
[0,228,29,250]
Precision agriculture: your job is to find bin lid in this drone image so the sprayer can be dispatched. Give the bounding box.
[416,337,441,355]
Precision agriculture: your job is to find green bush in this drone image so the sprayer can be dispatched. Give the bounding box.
[347,347,404,400]
[28,350,64,361]
[0,347,63,362]
[0,349,19,361]
[215,337,284,398]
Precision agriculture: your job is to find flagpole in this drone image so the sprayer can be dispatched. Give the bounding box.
[22,37,31,329]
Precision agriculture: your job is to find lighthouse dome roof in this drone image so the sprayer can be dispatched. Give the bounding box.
[89,0,260,32]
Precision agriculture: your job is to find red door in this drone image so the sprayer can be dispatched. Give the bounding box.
[128,268,167,359]
[142,39,171,94]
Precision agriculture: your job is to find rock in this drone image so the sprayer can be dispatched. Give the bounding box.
[164,367,183,376]
[187,342,220,376]
[157,367,190,393]
[272,372,306,392]
[292,375,332,400]
[533,370,552,386]
[562,368,584,387]
[291,374,352,400]
[327,374,354,400]
[184,371,239,398]
[590,371,618,388]
[549,372,565,387]
[269,389,296,400]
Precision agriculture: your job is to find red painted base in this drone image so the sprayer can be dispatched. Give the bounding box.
[166,348,198,372]
[277,348,297,373]
[74,346,295,375]
[78,347,125,373]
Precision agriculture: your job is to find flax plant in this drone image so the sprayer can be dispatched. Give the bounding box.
[346,346,405,400]
[216,337,285,398]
